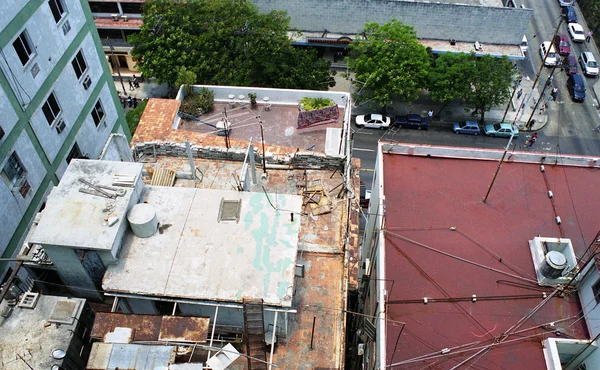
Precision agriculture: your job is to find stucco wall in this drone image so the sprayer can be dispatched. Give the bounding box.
[251,0,532,45]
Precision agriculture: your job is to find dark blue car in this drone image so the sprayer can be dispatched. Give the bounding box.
[567,73,586,102]
[563,6,577,23]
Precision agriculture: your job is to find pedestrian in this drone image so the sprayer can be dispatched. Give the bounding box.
[517,88,523,99]
[587,30,593,42]
[518,75,523,85]
[528,133,538,148]
[133,97,138,109]
[540,103,546,113]
[120,95,126,108]
[428,110,433,120]
[133,75,140,88]
[127,96,132,108]
[128,79,134,91]
[551,87,558,101]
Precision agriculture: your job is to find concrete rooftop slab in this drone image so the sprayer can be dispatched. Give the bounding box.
[103,187,303,307]
[380,146,596,368]
[30,159,143,254]
[0,295,85,370]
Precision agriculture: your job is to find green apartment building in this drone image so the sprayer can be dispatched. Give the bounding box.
[0,0,130,279]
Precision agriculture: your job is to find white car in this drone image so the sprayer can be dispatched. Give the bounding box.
[539,42,559,66]
[569,23,586,43]
[355,114,391,129]
[580,52,599,76]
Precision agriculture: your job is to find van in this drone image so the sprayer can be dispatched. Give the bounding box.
[567,74,586,102]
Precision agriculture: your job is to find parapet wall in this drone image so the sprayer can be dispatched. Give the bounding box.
[133,142,345,169]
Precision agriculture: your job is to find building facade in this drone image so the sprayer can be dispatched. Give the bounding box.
[0,0,129,276]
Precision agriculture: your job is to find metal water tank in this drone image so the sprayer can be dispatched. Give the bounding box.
[540,251,567,279]
[127,203,158,238]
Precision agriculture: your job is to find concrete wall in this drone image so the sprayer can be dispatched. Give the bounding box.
[578,265,600,338]
[0,132,46,251]
[251,0,531,45]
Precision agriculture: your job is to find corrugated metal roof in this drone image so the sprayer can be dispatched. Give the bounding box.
[87,343,176,370]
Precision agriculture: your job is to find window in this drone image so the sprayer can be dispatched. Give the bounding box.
[48,0,66,23]
[13,30,34,66]
[71,50,87,80]
[2,152,26,186]
[593,279,600,303]
[66,143,83,164]
[91,99,105,127]
[82,75,92,90]
[42,92,61,126]
[88,1,119,13]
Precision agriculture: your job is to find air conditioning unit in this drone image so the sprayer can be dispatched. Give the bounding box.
[62,20,71,35]
[30,63,40,78]
[55,119,66,134]
[111,14,119,21]
[363,258,371,276]
[530,237,578,286]
[82,75,92,90]
[121,15,128,22]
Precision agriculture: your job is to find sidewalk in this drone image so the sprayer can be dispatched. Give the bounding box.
[113,77,169,112]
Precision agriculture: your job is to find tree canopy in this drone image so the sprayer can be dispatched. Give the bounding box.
[347,19,431,108]
[129,0,334,90]
[429,52,514,122]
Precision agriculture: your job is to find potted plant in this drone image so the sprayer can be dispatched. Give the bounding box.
[248,93,257,106]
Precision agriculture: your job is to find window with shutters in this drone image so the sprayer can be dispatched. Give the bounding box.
[91,99,105,127]
[1,152,26,187]
[71,50,87,80]
[42,92,62,126]
[13,30,35,66]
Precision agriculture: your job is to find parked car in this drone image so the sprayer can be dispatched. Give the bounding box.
[520,35,529,53]
[579,52,599,76]
[484,123,519,138]
[355,114,391,129]
[562,6,577,23]
[568,23,586,43]
[452,121,481,135]
[553,34,571,56]
[567,73,586,102]
[564,55,578,75]
[394,114,429,130]
[559,0,575,6]
[539,42,559,66]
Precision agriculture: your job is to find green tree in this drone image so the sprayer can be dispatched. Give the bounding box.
[429,53,513,122]
[129,0,334,90]
[175,66,197,95]
[347,19,431,108]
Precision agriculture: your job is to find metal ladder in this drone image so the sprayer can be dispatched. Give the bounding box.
[243,298,267,370]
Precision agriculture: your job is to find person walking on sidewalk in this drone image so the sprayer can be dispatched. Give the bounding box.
[128,79,134,91]
[517,88,523,99]
[587,30,593,42]
[428,110,433,121]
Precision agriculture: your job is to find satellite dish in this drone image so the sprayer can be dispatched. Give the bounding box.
[52,349,66,359]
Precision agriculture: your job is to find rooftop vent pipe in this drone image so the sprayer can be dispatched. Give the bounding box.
[127,203,158,238]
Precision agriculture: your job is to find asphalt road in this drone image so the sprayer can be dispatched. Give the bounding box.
[354,0,600,191]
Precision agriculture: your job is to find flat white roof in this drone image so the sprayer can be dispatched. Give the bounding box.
[103,187,302,307]
[30,160,143,253]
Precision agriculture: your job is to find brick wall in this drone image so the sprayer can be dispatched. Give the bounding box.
[251,0,532,45]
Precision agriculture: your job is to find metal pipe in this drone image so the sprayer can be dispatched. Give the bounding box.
[207,306,219,361]
[310,316,316,350]
[268,311,278,370]
[483,132,516,203]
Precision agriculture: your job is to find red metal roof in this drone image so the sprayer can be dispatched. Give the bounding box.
[381,151,594,369]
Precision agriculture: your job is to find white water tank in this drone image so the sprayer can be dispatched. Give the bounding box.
[540,251,567,279]
[127,203,158,238]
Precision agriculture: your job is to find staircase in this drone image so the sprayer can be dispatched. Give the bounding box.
[243,298,267,370]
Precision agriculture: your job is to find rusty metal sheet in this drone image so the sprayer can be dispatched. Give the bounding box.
[158,316,210,343]
[91,313,161,341]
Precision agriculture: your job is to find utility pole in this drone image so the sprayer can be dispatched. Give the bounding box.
[530,19,563,92]
[108,38,127,96]
[501,79,519,122]
[525,64,558,130]
[483,133,516,203]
